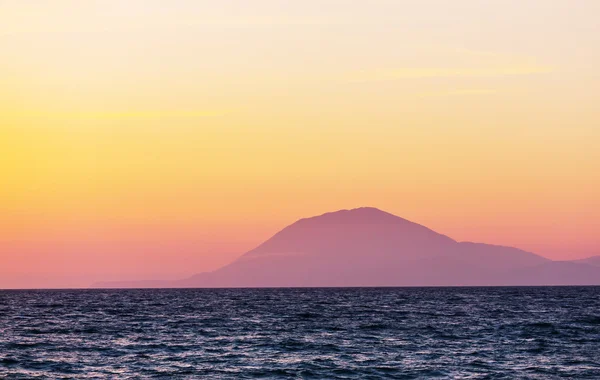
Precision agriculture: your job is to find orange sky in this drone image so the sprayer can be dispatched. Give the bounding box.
[1,1,599,288]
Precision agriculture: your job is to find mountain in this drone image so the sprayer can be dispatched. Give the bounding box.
[94,207,600,288]
[570,255,600,267]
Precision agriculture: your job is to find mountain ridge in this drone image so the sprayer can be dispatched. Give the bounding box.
[571,255,600,267]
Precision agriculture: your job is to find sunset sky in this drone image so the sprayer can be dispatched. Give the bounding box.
[1,0,599,288]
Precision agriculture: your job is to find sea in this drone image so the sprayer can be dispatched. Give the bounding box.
[1,287,599,379]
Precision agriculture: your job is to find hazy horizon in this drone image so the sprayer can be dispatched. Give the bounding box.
[2,1,599,289]
[4,207,600,289]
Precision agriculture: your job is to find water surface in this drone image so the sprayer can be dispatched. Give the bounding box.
[1,287,600,378]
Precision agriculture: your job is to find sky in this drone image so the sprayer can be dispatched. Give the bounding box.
[1,0,599,288]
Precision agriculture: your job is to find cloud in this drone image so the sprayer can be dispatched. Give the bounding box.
[416,89,497,98]
[4,110,227,120]
[347,65,554,82]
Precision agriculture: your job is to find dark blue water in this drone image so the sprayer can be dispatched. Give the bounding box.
[1,287,600,379]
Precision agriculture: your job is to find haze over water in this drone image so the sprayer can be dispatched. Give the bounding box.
[2,287,600,378]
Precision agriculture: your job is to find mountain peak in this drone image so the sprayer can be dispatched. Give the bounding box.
[294,207,409,225]
[241,207,457,261]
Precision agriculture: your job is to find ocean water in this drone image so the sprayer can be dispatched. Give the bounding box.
[1,287,600,379]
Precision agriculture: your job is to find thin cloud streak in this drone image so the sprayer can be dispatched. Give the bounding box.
[5,110,228,121]
[416,89,497,98]
[347,65,555,83]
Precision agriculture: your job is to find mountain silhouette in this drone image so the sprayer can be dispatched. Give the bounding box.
[94,207,600,287]
[571,255,600,267]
